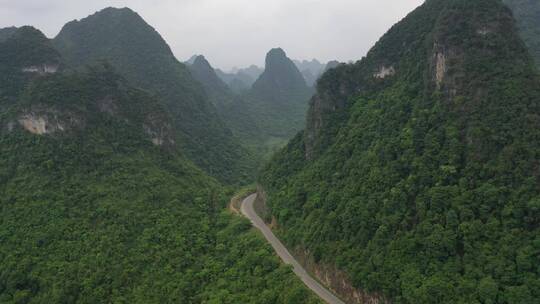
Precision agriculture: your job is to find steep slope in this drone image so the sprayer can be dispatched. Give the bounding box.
[52,7,253,184]
[187,55,233,105]
[261,0,540,303]
[503,0,540,67]
[0,31,321,304]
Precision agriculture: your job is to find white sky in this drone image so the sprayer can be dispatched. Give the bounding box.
[0,0,425,70]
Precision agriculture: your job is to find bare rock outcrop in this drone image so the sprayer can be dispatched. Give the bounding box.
[21,64,59,75]
[15,107,83,135]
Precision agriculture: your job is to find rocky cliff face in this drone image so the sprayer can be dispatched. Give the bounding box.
[304,63,362,160]
[3,64,177,150]
[305,0,526,160]
[15,107,82,135]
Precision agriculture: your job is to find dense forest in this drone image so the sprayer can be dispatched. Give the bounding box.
[261,0,540,303]
[52,7,255,185]
[2,0,540,303]
[0,24,321,304]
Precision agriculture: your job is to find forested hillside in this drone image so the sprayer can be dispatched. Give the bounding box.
[261,0,540,303]
[0,25,321,304]
[52,7,255,184]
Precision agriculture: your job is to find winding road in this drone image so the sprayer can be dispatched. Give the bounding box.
[241,193,345,304]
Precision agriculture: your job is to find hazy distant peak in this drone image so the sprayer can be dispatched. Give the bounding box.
[265,48,288,64]
[294,58,322,65]
[193,55,209,65]
[324,60,340,72]
[191,55,217,74]
[252,47,308,101]
[96,7,137,17]
[185,55,198,65]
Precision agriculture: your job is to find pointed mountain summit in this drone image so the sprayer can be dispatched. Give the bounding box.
[251,48,308,102]
[53,7,254,184]
[188,55,231,104]
[184,54,198,65]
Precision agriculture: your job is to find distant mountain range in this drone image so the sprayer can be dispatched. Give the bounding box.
[185,48,316,160]
[189,57,339,92]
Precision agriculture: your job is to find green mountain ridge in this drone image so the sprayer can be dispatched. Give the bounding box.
[261,0,540,303]
[52,7,254,184]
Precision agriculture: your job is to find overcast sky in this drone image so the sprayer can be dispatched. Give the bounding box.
[0,0,424,70]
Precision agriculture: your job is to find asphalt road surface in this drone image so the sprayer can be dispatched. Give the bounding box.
[241,193,346,304]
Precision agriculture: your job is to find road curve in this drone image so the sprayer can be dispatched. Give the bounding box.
[241,193,346,304]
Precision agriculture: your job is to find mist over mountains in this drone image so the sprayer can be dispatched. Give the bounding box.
[0,1,539,303]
